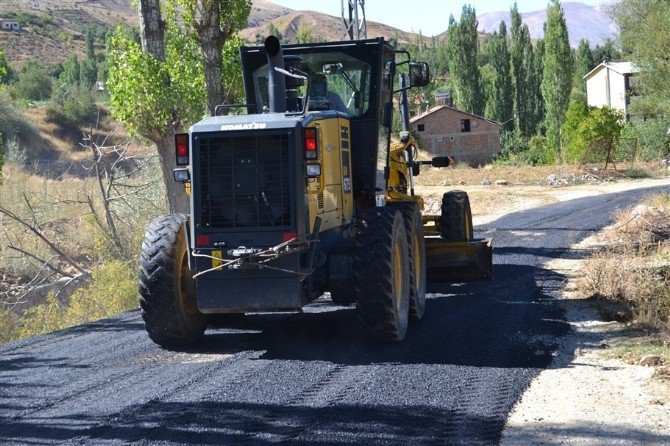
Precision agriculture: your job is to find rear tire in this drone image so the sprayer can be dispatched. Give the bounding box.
[139,214,207,348]
[354,207,410,342]
[389,202,426,320]
[440,190,473,241]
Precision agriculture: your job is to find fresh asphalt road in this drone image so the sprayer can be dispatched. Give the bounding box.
[1,184,668,445]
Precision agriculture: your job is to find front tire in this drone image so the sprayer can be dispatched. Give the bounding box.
[139,214,207,348]
[354,207,410,342]
[389,202,427,321]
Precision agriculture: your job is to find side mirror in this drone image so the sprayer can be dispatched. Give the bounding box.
[409,62,430,88]
[431,156,452,168]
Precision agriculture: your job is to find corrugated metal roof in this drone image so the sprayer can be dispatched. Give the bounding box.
[584,61,641,80]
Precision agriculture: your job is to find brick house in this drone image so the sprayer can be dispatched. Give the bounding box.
[410,105,500,166]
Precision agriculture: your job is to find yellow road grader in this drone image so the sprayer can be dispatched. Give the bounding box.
[138,36,492,348]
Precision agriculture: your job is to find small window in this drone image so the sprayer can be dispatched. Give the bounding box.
[418,124,425,132]
[460,119,471,132]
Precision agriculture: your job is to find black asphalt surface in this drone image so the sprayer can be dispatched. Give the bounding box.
[1,184,668,446]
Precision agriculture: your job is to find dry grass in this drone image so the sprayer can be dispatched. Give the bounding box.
[21,104,143,162]
[414,162,668,188]
[581,193,670,336]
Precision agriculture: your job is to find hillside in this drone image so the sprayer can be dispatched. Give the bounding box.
[0,0,422,68]
[0,0,136,66]
[477,1,619,47]
[241,2,421,45]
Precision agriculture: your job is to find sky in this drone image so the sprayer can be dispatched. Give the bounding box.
[269,0,607,36]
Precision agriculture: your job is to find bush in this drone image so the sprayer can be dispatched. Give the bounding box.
[622,117,670,161]
[10,61,53,102]
[46,86,97,128]
[0,91,39,143]
[563,104,624,164]
[4,137,26,166]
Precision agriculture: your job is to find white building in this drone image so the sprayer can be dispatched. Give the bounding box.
[584,61,641,120]
[0,19,20,31]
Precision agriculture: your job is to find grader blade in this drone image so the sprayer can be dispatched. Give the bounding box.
[425,237,493,283]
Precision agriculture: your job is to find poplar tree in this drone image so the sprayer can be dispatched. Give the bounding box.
[542,0,574,154]
[60,53,80,87]
[510,4,537,136]
[574,38,594,95]
[80,29,98,88]
[447,5,484,115]
[485,21,513,130]
[533,38,546,132]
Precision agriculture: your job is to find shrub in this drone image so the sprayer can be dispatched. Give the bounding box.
[4,137,26,166]
[563,105,625,164]
[0,91,39,143]
[10,61,53,102]
[622,117,670,161]
[46,86,97,127]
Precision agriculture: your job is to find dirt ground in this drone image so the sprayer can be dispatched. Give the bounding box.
[449,175,670,445]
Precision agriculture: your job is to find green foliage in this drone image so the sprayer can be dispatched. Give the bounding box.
[60,53,81,87]
[542,0,574,153]
[46,86,97,128]
[0,46,8,83]
[267,23,284,44]
[47,62,64,80]
[446,6,485,115]
[498,129,530,158]
[86,28,96,61]
[107,26,205,140]
[592,38,622,65]
[533,38,546,132]
[80,58,98,89]
[221,36,245,104]
[622,117,670,160]
[484,21,514,130]
[296,23,314,44]
[10,61,53,101]
[615,0,670,115]
[510,5,541,136]
[574,38,594,95]
[496,130,555,166]
[0,90,39,143]
[563,105,625,163]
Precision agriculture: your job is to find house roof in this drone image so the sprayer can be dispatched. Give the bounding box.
[584,61,641,80]
[410,105,500,126]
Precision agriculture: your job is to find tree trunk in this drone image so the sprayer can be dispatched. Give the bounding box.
[156,135,189,214]
[198,0,225,115]
[138,0,166,62]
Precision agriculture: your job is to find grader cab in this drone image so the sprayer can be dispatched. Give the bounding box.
[138,36,492,348]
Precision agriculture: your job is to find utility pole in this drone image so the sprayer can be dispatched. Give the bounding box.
[341,0,367,40]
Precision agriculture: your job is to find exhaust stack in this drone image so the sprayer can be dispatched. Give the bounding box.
[264,36,286,113]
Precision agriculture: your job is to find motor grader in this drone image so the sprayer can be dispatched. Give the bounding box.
[138,36,492,348]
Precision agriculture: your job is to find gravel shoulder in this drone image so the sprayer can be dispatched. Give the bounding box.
[497,178,670,446]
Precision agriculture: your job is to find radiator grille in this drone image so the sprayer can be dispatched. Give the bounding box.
[198,133,291,228]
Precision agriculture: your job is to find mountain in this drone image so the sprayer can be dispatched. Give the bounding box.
[477,1,619,47]
[241,1,421,45]
[0,0,420,68]
[0,0,137,67]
